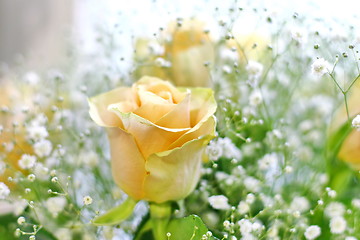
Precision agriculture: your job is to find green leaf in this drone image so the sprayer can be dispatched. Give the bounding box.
[167,215,217,240]
[92,198,137,226]
[326,121,352,159]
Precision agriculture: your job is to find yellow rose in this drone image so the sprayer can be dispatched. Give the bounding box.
[88,76,216,203]
[134,19,214,87]
[334,82,360,169]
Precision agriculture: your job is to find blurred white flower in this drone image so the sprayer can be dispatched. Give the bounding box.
[33,163,49,180]
[258,153,278,170]
[55,228,72,240]
[18,154,37,169]
[45,196,67,217]
[23,71,40,85]
[238,219,253,235]
[290,196,310,213]
[311,58,331,77]
[352,115,360,131]
[345,237,358,240]
[244,176,261,192]
[351,199,360,209]
[330,216,347,234]
[0,160,6,175]
[304,225,321,239]
[246,61,263,85]
[238,201,250,215]
[33,139,52,157]
[0,182,10,199]
[325,202,345,218]
[291,28,307,44]
[217,137,242,160]
[208,195,230,210]
[27,125,49,141]
[249,90,263,106]
[80,151,99,168]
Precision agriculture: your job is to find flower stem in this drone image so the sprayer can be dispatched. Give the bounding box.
[149,202,172,240]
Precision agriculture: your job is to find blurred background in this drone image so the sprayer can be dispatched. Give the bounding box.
[0,0,358,72]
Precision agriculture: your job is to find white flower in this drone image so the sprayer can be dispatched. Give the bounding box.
[33,163,49,180]
[244,177,261,192]
[258,153,278,171]
[252,221,264,232]
[222,65,232,74]
[311,58,331,77]
[351,199,360,209]
[238,219,253,235]
[54,228,72,240]
[45,196,67,217]
[206,141,223,161]
[352,115,360,131]
[83,196,93,205]
[246,61,263,82]
[23,71,40,85]
[13,199,28,216]
[27,125,49,141]
[290,196,310,213]
[0,161,6,175]
[241,234,256,240]
[330,216,347,234]
[246,193,256,204]
[325,202,345,218]
[249,91,263,107]
[238,201,250,215]
[345,237,357,240]
[217,137,242,160]
[291,29,306,44]
[80,151,99,168]
[208,195,230,210]
[33,139,52,157]
[0,182,10,199]
[18,154,37,170]
[304,225,321,239]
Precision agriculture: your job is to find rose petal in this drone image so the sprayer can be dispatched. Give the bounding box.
[108,106,190,158]
[155,91,191,128]
[133,89,176,123]
[134,76,185,103]
[143,135,213,203]
[170,115,216,149]
[107,128,147,200]
[88,87,136,127]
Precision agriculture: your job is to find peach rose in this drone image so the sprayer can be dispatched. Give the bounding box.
[88,76,216,203]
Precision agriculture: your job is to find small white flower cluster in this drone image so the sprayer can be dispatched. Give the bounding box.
[26,114,49,141]
[18,154,37,170]
[206,137,241,161]
[208,195,230,210]
[238,219,263,239]
[324,202,347,234]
